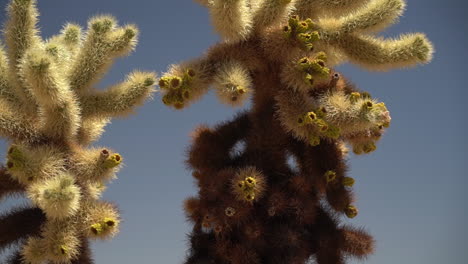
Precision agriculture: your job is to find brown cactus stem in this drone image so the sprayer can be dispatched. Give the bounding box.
[0,167,25,201]
[70,237,94,264]
[185,61,353,263]
[0,207,46,251]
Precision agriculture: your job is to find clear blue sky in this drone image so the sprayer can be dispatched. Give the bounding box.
[0,0,466,263]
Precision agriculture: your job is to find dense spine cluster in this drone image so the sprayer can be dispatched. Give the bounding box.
[161,0,432,263]
[0,0,156,263]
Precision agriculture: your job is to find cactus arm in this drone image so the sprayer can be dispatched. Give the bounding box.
[213,60,252,107]
[187,113,250,173]
[20,48,81,140]
[68,16,138,93]
[77,117,111,146]
[338,226,375,259]
[319,0,405,35]
[4,0,42,112]
[328,33,434,71]
[0,98,39,142]
[294,0,371,19]
[57,23,83,55]
[159,56,215,109]
[0,207,46,252]
[251,0,297,30]
[208,0,253,42]
[80,71,156,119]
[0,167,25,202]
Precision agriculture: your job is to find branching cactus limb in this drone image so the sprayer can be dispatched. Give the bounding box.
[162,0,432,263]
[0,0,156,263]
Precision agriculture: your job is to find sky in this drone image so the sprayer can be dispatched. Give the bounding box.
[0,0,467,263]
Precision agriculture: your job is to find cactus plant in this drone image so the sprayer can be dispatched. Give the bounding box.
[0,0,156,263]
[160,0,433,263]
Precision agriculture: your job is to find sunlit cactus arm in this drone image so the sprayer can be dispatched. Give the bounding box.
[68,16,138,93]
[82,201,120,240]
[159,57,215,109]
[76,117,110,146]
[328,33,433,70]
[187,112,250,172]
[213,60,252,107]
[4,0,42,112]
[55,23,83,56]
[261,15,323,63]
[208,0,253,42]
[71,148,122,183]
[317,90,391,137]
[27,173,81,220]
[346,130,382,155]
[251,0,297,30]
[22,237,47,264]
[0,98,39,142]
[0,167,25,202]
[280,52,331,93]
[80,71,156,119]
[35,220,81,263]
[319,0,405,35]
[43,24,83,71]
[294,0,371,19]
[21,48,81,140]
[6,144,66,185]
[0,207,46,252]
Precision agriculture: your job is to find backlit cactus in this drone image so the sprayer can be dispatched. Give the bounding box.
[0,1,156,263]
[161,1,432,263]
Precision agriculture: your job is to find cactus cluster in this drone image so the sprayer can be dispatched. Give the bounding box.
[0,0,156,263]
[160,0,432,263]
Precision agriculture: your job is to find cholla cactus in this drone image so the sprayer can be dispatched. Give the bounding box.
[0,0,156,263]
[161,0,432,263]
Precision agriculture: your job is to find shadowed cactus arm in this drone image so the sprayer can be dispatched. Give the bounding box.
[187,113,250,172]
[338,226,375,259]
[0,98,39,142]
[0,167,25,201]
[159,41,260,109]
[0,207,46,251]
